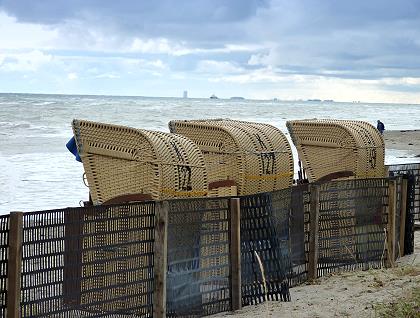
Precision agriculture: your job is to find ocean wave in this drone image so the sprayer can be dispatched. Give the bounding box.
[0,121,31,129]
[32,101,57,106]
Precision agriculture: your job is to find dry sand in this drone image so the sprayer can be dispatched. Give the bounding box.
[211,232,419,318]
[209,130,420,318]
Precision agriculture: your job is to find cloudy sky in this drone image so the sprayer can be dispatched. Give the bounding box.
[1,0,420,103]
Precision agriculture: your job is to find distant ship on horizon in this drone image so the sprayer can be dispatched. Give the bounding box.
[210,94,218,99]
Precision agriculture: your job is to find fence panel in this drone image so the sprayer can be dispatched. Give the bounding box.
[20,203,155,318]
[405,175,416,254]
[289,185,310,286]
[166,197,231,317]
[316,178,389,277]
[0,215,9,317]
[240,190,292,306]
[388,163,420,221]
[393,176,403,259]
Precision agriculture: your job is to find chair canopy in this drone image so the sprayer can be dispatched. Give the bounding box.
[72,119,208,204]
[286,119,385,182]
[169,119,294,195]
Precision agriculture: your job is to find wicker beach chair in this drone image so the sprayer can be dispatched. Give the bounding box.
[72,119,208,204]
[69,120,209,313]
[287,119,385,263]
[169,119,294,196]
[286,119,385,182]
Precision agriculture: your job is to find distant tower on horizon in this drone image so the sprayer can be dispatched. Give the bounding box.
[183,90,188,98]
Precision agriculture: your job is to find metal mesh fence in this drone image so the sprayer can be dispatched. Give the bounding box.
[316,178,389,277]
[0,176,400,317]
[405,175,416,254]
[388,163,420,221]
[240,190,292,305]
[289,185,310,286]
[20,203,155,318]
[0,215,9,317]
[166,198,231,317]
[394,176,403,260]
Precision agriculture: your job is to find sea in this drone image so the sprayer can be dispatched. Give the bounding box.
[1,93,419,215]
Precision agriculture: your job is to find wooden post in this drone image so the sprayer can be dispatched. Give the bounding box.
[153,201,168,318]
[8,212,23,318]
[399,177,408,257]
[63,209,83,306]
[230,198,242,311]
[387,179,397,267]
[308,184,320,281]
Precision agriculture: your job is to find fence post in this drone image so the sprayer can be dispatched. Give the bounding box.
[153,201,168,318]
[8,212,23,318]
[308,184,320,281]
[399,177,408,257]
[387,179,397,267]
[230,198,242,311]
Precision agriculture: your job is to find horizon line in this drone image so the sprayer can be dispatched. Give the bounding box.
[0,91,418,106]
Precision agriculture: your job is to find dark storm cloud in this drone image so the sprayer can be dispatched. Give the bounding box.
[0,0,267,23]
[243,0,420,79]
[1,0,420,80]
[0,0,268,43]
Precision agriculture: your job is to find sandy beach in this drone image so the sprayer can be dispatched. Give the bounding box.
[210,234,419,318]
[384,130,420,158]
[208,130,420,318]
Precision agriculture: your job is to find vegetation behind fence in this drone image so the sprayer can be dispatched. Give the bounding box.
[0,167,417,317]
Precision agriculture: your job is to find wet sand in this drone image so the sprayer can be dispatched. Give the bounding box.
[384,129,420,158]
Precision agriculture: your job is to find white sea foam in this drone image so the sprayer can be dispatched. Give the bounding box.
[0,93,419,214]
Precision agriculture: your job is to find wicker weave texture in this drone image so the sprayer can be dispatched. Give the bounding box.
[72,119,208,204]
[286,119,385,182]
[79,204,155,315]
[169,119,294,196]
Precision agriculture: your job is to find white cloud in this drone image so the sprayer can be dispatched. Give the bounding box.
[378,77,420,86]
[196,60,243,74]
[129,38,174,54]
[95,73,120,79]
[0,50,53,72]
[148,59,166,69]
[0,12,58,50]
[210,67,289,83]
[121,58,168,70]
[67,72,78,80]
[129,37,265,56]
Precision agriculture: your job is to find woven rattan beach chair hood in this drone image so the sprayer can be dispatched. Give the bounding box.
[72,119,208,204]
[286,119,385,182]
[169,119,294,195]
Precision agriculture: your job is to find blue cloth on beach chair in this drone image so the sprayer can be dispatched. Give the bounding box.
[66,136,82,162]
